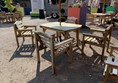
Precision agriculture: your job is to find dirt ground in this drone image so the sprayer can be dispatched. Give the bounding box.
[0,16,118,83]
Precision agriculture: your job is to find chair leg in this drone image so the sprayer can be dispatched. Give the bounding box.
[16,37,19,47]
[51,53,56,75]
[67,48,72,64]
[106,40,110,52]
[23,37,25,41]
[104,65,110,83]
[101,46,105,62]
[32,36,34,46]
[36,48,40,63]
[81,42,85,54]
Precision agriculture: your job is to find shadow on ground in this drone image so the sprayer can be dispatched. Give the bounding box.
[0,22,14,28]
[9,44,35,62]
[27,50,105,83]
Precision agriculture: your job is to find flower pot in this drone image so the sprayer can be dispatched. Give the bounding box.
[68,7,80,23]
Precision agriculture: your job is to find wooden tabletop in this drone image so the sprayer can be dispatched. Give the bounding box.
[40,22,82,32]
[91,13,114,16]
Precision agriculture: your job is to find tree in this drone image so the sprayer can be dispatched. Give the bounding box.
[4,0,15,12]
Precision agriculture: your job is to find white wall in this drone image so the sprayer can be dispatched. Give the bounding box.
[30,0,44,12]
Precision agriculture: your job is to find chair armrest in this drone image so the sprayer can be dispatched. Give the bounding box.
[18,29,33,32]
[83,33,104,39]
[24,25,37,30]
[110,45,118,50]
[33,30,54,38]
[90,28,105,33]
[55,38,73,49]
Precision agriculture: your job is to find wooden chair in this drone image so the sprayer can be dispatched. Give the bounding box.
[81,24,113,61]
[13,21,37,47]
[12,11,22,22]
[104,13,115,25]
[34,31,73,74]
[103,45,118,83]
[0,11,8,23]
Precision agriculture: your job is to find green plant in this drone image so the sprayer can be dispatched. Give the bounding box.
[4,0,15,12]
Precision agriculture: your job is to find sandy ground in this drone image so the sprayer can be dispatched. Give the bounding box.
[0,16,118,83]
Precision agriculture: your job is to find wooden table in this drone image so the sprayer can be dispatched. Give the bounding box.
[104,56,118,83]
[91,13,114,25]
[40,22,82,47]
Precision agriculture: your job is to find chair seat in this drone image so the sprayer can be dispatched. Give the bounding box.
[84,36,103,45]
[18,31,33,36]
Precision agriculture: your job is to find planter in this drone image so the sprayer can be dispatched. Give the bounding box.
[68,7,87,26]
[68,7,80,23]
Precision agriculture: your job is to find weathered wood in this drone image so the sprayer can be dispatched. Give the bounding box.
[34,31,73,74]
[104,56,118,83]
[82,24,113,61]
[40,22,82,47]
[13,21,37,47]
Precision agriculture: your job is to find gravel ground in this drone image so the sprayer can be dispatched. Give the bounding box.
[0,16,118,83]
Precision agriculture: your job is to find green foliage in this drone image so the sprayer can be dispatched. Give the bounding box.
[4,0,15,12]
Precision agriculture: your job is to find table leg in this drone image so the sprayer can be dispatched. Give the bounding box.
[76,29,80,47]
[91,15,95,24]
[42,28,46,32]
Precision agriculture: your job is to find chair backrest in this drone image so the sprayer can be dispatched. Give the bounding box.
[13,11,22,20]
[0,12,7,18]
[34,31,73,50]
[14,21,24,29]
[14,21,24,35]
[34,31,53,48]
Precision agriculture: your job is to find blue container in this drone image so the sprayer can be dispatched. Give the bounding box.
[79,7,87,26]
[24,7,31,15]
[1,8,8,12]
